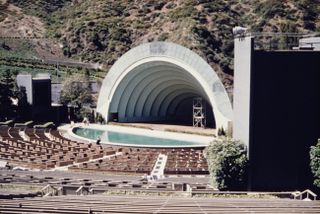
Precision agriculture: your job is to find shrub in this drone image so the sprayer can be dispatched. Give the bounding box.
[79,107,94,122]
[165,2,176,9]
[255,0,285,19]
[158,33,169,41]
[310,139,320,187]
[95,112,106,124]
[169,4,196,20]
[154,2,165,10]
[204,138,248,190]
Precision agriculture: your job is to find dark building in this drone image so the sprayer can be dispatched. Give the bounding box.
[233,36,320,192]
[32,74,52,120]
[16,73,67,123]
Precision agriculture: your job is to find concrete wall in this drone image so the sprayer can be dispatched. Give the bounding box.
[16,74,33,104]
[233,37,253,147]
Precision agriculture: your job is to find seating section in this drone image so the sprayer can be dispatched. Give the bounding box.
[0,127,115,170]
[0,126,209,175]
[70,147,159,173]
[70,147,209,175]
[0,195,319,213]
[0,170,189,194]
[0,126,10,141]
[164,148,209,175]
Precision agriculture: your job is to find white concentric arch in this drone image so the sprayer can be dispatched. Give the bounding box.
[97,42,232,129]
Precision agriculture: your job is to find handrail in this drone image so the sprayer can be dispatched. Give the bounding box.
[57,186,63,196]
[41,184,58,197]
[34,122,54,129]
[292,189,317,200]
[0,120,14,126]
[75,186,84,194]
[14,121,33,128]
[40,184,51,192]
[76,186,90,195]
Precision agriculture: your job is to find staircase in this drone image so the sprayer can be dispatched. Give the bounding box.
[149,153,167,180]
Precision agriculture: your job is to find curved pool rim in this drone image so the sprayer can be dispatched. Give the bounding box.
[62,124,214,148]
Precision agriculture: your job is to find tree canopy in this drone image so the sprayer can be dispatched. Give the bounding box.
[60,74,93,108]
[204,138,248,190]
[15,86,31,121]
[0,69,16,120]
[310,139,320,188]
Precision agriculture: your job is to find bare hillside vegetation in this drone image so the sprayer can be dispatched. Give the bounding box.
[1,0,319,87]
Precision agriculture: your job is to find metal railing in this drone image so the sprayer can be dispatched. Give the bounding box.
[235,31,320,51]
[75,186,92,195]
[292,189,317,201]
[40,184,61,197]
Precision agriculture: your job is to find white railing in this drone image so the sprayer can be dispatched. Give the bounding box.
[76,186,91,195]
[41,184,59,197]
[292,189,317,200]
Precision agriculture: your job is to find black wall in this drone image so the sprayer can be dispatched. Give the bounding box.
[33,80,51,107]
[32,79,52,122]
[250,50,320,191]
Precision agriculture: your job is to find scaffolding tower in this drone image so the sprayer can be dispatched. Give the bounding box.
[193,97,206,128]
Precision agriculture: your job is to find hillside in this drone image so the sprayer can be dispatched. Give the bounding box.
[1,0,319,88]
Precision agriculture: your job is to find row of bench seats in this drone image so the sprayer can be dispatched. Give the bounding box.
[0,126,209,175]
[69,148,158,173]
[0,126,115,170]
[0,195,319,213]
[164,148,209,175]
[69,147,209,175]
[0,170,213,193]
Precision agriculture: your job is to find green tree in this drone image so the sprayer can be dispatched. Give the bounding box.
[310,139,320,187]
[60,74,93,109]
[0,69,16,120]
[60,74,93,122]
[78,107,94,122]
[15,86,31,121]
[204,138,248,190]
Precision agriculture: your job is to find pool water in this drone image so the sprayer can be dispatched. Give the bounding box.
[73,127,201,147]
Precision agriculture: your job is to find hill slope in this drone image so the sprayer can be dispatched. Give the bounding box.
[1,0,319,88]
